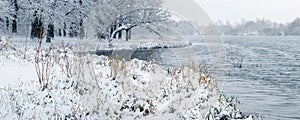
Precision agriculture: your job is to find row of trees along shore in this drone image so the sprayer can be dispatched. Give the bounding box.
[211,18,300,36]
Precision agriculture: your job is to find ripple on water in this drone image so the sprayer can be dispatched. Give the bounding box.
[186,36,300,120]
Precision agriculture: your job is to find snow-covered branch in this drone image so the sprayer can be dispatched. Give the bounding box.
[91,1,171,41]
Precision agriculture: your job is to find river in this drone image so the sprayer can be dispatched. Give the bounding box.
[96,36,300,119]
[194,36,300,120]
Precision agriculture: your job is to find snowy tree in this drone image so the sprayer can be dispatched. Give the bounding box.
[0,0,20,33]
[19,0,70,39]
[110,8,170,40]
[89,0,171,42]
[18,0,100,41]
[0,1,10,18]
[1,0,172,40]
[0,0,13,32]
[57,0,100,37]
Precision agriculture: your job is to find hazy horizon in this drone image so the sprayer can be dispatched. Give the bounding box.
[195,0,300,24]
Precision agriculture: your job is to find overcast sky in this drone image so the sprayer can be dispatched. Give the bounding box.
[194,0,300,23]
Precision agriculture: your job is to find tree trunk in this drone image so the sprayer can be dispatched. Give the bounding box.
[6,17,9,31]
[128,29,131,39]
[113,24,117,39]
[58,29,62,36]
[79,19,84,39]
[12,15,17,33]
[63,29,66,37]
[110,26,114,38]
[47,24,54,38]
[118,24,122,39]
[118,29,122,39]
[125,29,129,41]
[46,37,51,43]
[30,22,35,38]
[12,0,18,33]
[46,24,54,43]
[30,17,43,39]
[63,23,66,37]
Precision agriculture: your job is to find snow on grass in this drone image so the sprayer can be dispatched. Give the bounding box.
[0,37,252,119]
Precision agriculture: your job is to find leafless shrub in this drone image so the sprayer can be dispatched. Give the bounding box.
[35,34,54,91]
[55,42,74,81]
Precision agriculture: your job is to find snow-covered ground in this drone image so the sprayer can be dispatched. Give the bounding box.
[75,37,191,52]
[0,37,253,119]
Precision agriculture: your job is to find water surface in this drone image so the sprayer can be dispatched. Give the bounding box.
[194,36,300,120]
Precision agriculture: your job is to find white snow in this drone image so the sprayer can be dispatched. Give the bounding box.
[0,64,36,88]
[0,37,252,119]
[78,38,192,52]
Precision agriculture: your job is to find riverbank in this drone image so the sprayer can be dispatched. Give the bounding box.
[75,37,192,52]
[0,37,252,119]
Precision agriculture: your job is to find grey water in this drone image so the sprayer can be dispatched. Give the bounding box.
[190,36,300,120]
[96,36,300,119]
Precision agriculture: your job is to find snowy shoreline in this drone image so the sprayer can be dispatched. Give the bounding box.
[0,38,253,119]
[74,37,192,52]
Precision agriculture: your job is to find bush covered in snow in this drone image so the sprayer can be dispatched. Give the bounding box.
[0,39,253,120]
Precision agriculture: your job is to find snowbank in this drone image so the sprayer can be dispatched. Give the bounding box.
[0,38,252,119]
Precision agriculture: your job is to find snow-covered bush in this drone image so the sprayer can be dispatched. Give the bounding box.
[0,54,252,119]
[53,42,74,80]
[0,40,252,119]
[0,37,18,54]
[0,37,30,64]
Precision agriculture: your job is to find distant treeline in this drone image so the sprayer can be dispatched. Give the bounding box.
[215,18,300,36]
[173,18,300,36]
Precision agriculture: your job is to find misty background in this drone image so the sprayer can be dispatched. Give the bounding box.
[191,0,300,36]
